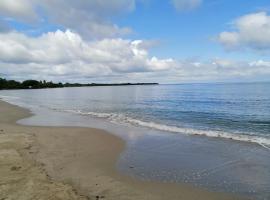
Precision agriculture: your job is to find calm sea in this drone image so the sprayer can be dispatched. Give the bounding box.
[1,82,270,199]
[1,83,270,147]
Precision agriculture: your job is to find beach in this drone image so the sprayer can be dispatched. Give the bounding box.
[0,0,269,199]
[0,99,245,200]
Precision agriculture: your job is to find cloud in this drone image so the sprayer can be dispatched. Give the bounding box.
[0,0,36,22]
[35,0,136,38]
[160,58,270,83]
[0,0,204,38]
[0,30,175,81]
[0,0,136,38]
[218,12,270,52]
[0,29,269,83]
[172,0,202,11]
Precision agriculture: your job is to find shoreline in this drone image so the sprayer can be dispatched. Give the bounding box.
[0,100,245,199]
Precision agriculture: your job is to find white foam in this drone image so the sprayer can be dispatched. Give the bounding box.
[0,95,21,100]
[61,109,270,150]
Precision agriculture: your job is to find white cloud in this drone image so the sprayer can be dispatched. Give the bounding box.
[0,30,175,81]
[163,58,270,83]
[0,29,269,83]
[218,12,270,52]
[172,0,202,11]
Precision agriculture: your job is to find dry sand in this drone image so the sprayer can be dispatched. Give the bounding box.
[0,100,246,200]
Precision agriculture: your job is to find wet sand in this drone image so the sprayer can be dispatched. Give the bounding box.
[0,100,245,200]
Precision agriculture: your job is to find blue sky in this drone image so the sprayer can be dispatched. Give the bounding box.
[119,0,269,59]
[0,0,270,83]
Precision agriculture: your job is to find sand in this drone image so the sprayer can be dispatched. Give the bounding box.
[0,100,246,200]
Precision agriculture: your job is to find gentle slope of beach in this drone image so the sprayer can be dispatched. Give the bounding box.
[0,100,244,200]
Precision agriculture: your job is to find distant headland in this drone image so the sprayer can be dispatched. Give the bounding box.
[0,78,158,90]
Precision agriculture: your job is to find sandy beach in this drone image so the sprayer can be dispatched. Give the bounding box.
[0,100,245,200]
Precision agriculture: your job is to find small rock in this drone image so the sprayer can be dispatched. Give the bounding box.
[10,166,21,171]
[24,145,32,150]
[95,195,105,199]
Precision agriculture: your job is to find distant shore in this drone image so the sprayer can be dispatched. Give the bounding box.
[0,77,158,90]
[0,100,244,200]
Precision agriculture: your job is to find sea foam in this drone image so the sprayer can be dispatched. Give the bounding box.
[1,94,270,150]
[62,109,270,150]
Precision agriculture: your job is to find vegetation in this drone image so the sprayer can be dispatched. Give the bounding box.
[0,78,158,90]
[0,78,63,89]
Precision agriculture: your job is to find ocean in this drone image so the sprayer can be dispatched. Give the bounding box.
[1,83,270,199]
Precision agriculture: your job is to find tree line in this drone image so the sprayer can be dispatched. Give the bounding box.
[0,78,158,90]
[0,78,64,89]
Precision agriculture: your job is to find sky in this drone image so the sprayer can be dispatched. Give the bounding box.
[0,0,270,83]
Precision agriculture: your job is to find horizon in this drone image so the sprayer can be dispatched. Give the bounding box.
[2,76,270,86]
[0,0,270,83]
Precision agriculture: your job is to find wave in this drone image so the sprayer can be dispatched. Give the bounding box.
[0,95,21,100]
[1,95,269,150]
[61,109,270,150]
[1,95,270,150]
[247,120,270,125]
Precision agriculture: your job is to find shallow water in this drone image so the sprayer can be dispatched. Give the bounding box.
[1,83,270,199]
[1,83,270,146]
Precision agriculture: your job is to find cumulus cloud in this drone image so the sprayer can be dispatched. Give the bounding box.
[172,0,202,11]
[161,58,270,83]
[218,12,270,52]
[0,30,175,81]
[0,29,269,83]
